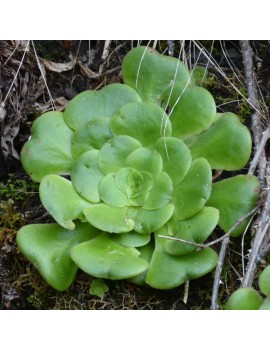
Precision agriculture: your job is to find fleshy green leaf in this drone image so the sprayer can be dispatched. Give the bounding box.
[17,222,99,291]
[225,288,263,310]
[110,102,171,147]
[21,111,73,182]
[145,233,218,289]
[99,173,129,207]
[133,204,174,234]
[125,148,163,180]
[207,175,260,237]
[165,207,219,256]
[173,158,212,220]
[189,113,252,170]
[89,278,109,298]
[111,232,151,247]
[258,265,270,296]
[127,191,149,207]
[155,137,192,185]
[64,83,141,130]
[128,240,155,286]
[114,168,133,192]
[122,46,191,104]
[98,135,142,174]
[39,175,90,230]
[143,172,173,210]
[71,117,111,159]
[70,233,149,279]
[84,204,135,233]
[259,296,270,310]
[127,170,154,196]
[127,169,144,196]
[71,150,103,203]
[162,84,216,140]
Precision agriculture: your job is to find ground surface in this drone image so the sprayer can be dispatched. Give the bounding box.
[0,40,269,310]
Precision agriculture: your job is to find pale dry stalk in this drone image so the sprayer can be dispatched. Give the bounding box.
[239,40,270,287]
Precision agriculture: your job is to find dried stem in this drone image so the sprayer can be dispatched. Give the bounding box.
[99,40,112,74]
[242,191,270,287]
[183,280,189,305]
[157,204,260,249]
[239,40,267,183]
[240,40,270,287]
[248,126,270,176]
[210,236,230,310]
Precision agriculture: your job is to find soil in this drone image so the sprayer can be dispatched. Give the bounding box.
[1,40,270,310]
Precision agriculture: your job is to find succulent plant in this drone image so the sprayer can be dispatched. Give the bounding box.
[225,265,270,310]
[17,46,260,291]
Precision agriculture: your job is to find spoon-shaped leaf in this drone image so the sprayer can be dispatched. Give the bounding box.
[110,102,171,147]
[142,172,173,210]
[39,175,90,230]
[207,175,260,237]
[125,148,163,181]
[84,204,135,233]
[111,232,151,248]
[173,158,212,220]
[259,265,270,296]
[155,137,192,185]
[225,288,263,310]
[162,84,216,140]
[189,113,252,170]
[133,204,174,234]
[122,46,191,104]
[128,240,155,286]
[259,296,270,310]
[165,207,219,256]
[145,232,218,289]
[71,150,104,203]
[98,135,142,174]
[71,117,112,159]
[17,222,99,291]
[21,111,73,182]
[127,191,149,207]
[70,233,149,279]
[99,173,129,207]
[64,83,141,130]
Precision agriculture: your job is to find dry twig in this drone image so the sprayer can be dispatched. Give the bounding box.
[240,40,270,287]
[99,40,112,74]
[240,40,268,183]
[242,190,270,287]
[158,205,260,310]
[210,236,230,310]
[158,204,260,249]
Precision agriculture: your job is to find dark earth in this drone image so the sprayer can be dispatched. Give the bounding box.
[1,40,270,309]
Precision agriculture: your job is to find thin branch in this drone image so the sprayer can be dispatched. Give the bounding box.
[248,126,270,175]
[158,203,260,310]
[183,280,189,305]
[242,190,270,287]
[240,40,270,287]
[152,40,158,50]
[3,40,30,105]
[211,236,230,310]
[101,40,112,61]
[241,216,254,277]
[239,40,267,183]
[99,40,112,74]
[31,40,56,111]
[158,204,260,249]
[157,235,204,248]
